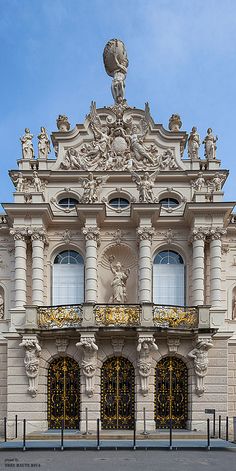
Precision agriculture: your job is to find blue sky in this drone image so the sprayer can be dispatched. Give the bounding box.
[1,0,236,205]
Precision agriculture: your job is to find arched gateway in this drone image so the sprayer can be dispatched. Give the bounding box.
[101,357,135,429]
[155,357,188,429]
[48,357,80,429]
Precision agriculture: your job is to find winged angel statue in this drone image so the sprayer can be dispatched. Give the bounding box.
[131,170,159,202]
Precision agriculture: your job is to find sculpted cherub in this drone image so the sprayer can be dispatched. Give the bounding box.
[88,101,111,160]
[129,118,154,165]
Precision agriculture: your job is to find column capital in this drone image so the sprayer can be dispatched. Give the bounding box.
[29,227,47,243]
[208,227,227,241]
[137,226,154,242]
[190,227,208,242]
[10,228,28,241]
[82,226,100,243]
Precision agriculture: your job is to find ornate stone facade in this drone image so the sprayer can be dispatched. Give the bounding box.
[0,38,236,438]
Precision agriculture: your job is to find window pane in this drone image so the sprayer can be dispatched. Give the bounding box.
[109,198,129,209]
[153,264,185,305]
[53,264,84,305]
[160,198,179,209]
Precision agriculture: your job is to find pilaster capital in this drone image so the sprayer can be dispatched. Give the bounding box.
[10,228,28,241]
[209,227,227,241]
[82,226,100,243]
[190,227,208,242]
[136,226,154,242]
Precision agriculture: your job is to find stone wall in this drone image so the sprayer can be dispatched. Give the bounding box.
[0,339,7,436]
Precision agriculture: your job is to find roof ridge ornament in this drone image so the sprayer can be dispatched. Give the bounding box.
[103,39,129,105]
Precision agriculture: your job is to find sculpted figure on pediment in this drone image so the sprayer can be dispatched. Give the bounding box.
[103,39,128,104]
[20,128,34,160]
[132,170,159,202]
[61,147,86,170]
[191,172,206,192]
[158,148,178,170]
[203,128,218,160]
[38,127,51,159]
[188,127,200,160]
[79,172,108,203]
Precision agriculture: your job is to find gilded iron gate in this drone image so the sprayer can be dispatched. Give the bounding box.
[101,357,135,429]
[48,357,80,429]
[155,356,188,429]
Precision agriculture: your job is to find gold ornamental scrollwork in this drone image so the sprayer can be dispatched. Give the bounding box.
[38,305,82,329]
[95,305,140,326]
[153,306,198,329]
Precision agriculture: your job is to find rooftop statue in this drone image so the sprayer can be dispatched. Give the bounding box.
[20,128,34,160]
[203,128,218,160]
[103,39,129,104]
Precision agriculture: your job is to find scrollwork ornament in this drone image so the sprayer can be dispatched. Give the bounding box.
[209,228,227,241]
[10,228,28,241]
[191,227,208,242]
[19,337,41,398]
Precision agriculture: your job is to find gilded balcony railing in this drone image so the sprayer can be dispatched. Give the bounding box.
[94,304,141,326]
[153,305,198,329]
[38,304,83,329]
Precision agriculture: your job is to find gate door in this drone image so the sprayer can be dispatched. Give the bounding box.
[101,357,135,429]
[48,357,80,429]
[155,356,188,429]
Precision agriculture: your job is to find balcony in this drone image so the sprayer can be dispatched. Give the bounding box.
[20,303,211,331]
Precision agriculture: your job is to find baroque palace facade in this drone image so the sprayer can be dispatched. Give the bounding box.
[0,39,236,436]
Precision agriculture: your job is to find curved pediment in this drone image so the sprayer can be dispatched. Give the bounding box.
[51,102,187,172]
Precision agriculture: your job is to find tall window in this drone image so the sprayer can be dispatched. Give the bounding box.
[52,250,84,305]
[153,250,185,305]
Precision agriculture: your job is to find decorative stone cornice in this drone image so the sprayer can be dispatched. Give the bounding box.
[136,227,154,242]
[82,226,100,243]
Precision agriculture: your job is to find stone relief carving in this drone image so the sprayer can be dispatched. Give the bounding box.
[109,255,130,303]
[57,114,71,132]
[131,171,159,202]
[111,337,124,354]
[83,226,100,243]
[203,128,218,160]
[79,173,108,203]
[32,171,43,192]
[208,173,225,192]
[105,229,130,246]
[169,114,182,132]
[38,127,51,159]
[76,336,98,397]
[59,101,179,173]
[167,338,180,354]
[191,172,206,192]
[188,337,213,396]
[56,338,68,353]
[19,337,41,398]
[20,128,34,160]
[103,38,129,104]
[0,293,4,319]
[136,227,154,242]
[188,127,200,160]
[137,336,158,396]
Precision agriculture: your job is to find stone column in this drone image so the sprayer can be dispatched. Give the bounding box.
[82,227,100,303]
[136,227,154,303]
[191,228,207,306]
[10,229,28,309]
[209,228,226,307]
[30,229,46,306]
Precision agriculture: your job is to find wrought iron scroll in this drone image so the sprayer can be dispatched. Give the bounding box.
[153,305,198,329]
[95,304,140,326]
[38,304,82,329]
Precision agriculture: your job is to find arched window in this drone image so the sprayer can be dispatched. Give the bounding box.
[159,198,179,209]
[153,250,185,306]
[109,197,130,209]
[58,197,79,209]
[52,250,84,305]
